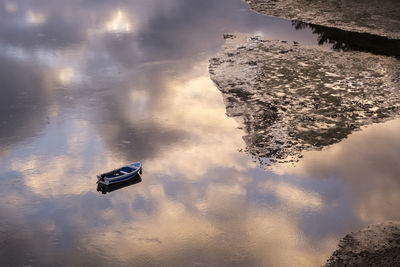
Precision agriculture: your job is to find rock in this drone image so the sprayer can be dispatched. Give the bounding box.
[223,34,236,39]
[325,221,400,267]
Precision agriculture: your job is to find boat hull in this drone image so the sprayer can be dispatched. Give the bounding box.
[97,162,142,185]
[97,176,142,194]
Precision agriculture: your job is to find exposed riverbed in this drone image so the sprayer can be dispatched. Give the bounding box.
[245,0,400,39]
[209,33,400,163]
[209,1,400,265]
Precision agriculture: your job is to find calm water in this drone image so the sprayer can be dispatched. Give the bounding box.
[0,0,399,266]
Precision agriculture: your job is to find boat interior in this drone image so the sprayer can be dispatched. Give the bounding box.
[102,166,135,178]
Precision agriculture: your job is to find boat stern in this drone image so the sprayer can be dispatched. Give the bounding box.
[97,175,109,185]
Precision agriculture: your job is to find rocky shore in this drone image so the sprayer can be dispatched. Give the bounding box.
[245,0,400,40]
[325,221,400,266]
[209,34,400,163]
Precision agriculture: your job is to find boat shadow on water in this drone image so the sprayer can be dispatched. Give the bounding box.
[96,175,142,194]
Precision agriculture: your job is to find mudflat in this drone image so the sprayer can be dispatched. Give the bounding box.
[209,33,400,164]
[245,0,400,39]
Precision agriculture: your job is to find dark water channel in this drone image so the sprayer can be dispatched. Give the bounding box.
[0,0,399,266]
[292,21,400,58]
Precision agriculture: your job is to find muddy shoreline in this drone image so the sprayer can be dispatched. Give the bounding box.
[325,221,400,266]
[244,0,400,40]
[209,33,400,164]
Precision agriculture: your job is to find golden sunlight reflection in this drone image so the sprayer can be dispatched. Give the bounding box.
[144,67,254,179]
[128,89,149,116]
[58,67,75,85]
[106,9,134,33]
[12,155,90,196]
[83,197,218,264]
[26,10,46,25]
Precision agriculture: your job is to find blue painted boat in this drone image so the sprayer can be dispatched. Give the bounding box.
[97,162,142,185]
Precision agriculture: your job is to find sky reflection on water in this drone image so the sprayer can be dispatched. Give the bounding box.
[0,0,399,266]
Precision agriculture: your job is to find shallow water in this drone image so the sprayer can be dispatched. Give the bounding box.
[0,0,399,266]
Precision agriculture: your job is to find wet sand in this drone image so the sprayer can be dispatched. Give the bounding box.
[244,0,400,39]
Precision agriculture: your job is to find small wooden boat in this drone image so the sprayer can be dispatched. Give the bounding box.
[97,162,142,185]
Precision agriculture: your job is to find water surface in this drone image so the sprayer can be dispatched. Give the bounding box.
[0,0,399,266]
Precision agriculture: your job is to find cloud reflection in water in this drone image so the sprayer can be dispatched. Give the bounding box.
[0,0,398,266]
[275,119,400,225]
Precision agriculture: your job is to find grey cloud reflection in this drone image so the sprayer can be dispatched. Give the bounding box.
[0,54,51,150]
[276,119,400,224]
[0,4,85,49]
